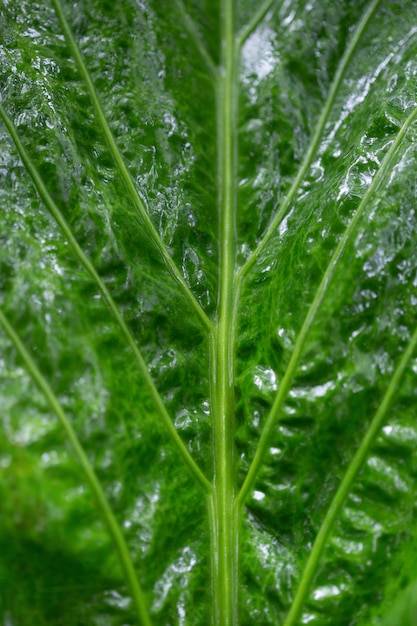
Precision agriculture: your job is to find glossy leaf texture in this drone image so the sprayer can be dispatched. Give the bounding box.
[1,0,417,625]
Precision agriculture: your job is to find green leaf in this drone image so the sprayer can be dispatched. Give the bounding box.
[382,580,417,626]
[1,1,417,625]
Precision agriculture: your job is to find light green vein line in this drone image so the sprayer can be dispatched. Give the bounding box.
[51,0,213,335]
[283,323,417,626]
[0,106,212,496]
[237,0,278,49]
[0,308,152,626]
[209,0,239,622]
[238,0,382,282]
[175,0,218,80]
[237,103,417,508]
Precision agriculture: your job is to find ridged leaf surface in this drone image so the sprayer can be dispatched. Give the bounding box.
[1,1,417,624]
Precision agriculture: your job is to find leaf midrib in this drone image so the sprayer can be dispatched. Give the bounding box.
[209,0,239,623]
[1,1,416,624]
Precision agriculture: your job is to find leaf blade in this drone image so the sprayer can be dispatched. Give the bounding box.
[0,307,152,626]
[238,102,417,507]
[0,105,212,495]
[51,0,214,335]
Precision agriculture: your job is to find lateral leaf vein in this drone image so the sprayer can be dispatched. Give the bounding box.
[237,102,417,506]
[238,0,382,281]
[0,308,152,626]
[0,106,212,495]
[51,0,213,334]
[283,321,417,626]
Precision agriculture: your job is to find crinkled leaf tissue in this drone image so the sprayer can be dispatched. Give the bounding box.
[1,0,417,624]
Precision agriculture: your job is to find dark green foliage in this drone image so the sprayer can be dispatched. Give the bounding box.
[1,0,417,624]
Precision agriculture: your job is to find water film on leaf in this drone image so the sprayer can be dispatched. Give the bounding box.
[1,0,417,624]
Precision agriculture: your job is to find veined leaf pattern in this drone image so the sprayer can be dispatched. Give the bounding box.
[1,1,417,625]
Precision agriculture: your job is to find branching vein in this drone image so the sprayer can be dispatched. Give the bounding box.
[0,106,212,496]
[237,0,278,49]
[238,0,382,282]
[0,308,152,626]
[237,102,417,507]
[283,322,417,626]
[51,0,213,335]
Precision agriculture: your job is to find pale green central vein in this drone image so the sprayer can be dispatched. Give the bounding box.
[209,0,239,623]
[0,106,212,496]
[0,309,152,626]
[51,0,213,335]
[237,103,417,508]
[283,321,417,626]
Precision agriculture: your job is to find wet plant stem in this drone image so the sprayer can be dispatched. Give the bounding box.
[209,0,239,623]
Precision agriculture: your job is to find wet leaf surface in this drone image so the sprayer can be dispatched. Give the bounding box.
[1,1,417,624]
